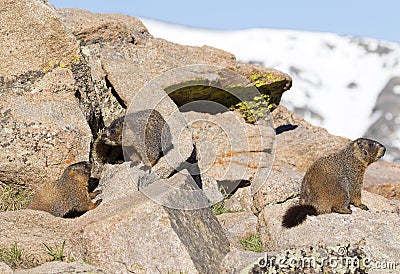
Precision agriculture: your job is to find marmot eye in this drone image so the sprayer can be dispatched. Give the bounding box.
[368,143,374,148]
[110,129,117,135]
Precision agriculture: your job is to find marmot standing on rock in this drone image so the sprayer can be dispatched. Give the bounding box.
[101,109,173,167]
[28,161,102,217]
[282,138,386,228]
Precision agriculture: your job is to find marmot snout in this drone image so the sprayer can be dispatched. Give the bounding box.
[282,138,385,228]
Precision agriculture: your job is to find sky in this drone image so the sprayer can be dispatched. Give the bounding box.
[49,0,400,43]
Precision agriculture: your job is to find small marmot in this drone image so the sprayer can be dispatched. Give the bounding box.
[282,138,386,228]
[101,109,173,167]
[28,161,102,217]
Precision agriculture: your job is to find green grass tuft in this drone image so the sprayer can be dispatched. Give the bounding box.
[211,200,239,215]
[44,241,66,262]
[239,234,263,252]
[0,243,37,269]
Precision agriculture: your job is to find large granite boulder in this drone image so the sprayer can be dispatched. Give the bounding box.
[0,0,93,197]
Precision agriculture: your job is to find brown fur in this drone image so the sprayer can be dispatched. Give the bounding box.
[92,137,124,164]
[28,162,102,217]
[100,109,172,167]
[282,138,386,228]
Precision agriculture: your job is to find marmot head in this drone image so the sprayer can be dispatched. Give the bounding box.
[63,161,92,182]
[352,138,386,165]
[101,117,124,146]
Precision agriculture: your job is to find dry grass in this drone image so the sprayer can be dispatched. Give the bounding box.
[0,184,31,211]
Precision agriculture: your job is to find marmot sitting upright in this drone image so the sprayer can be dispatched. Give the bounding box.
[28,161,102,217]
[101,109,173,167]
[282,138,386,228]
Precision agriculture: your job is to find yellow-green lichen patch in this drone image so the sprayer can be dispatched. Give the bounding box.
[230,94,272,123]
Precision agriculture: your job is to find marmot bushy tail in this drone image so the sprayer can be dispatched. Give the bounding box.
[28,161,102,217]
[282,138,386,229]
[101,109,173,167]
[282,204,317,228]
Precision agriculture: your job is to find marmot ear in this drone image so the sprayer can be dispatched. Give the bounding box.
[353,139,362,150]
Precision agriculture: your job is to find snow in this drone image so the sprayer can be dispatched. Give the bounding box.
[141,19,400,139]
[393,85,400,95]
[385,113,394,120]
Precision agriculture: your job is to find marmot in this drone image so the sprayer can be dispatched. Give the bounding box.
[28,161,102,217]
[101,109,173,167]
[92,137,124,165]
[282,138,386,228]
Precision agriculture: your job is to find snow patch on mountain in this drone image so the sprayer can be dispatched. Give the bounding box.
[141,19,400,142]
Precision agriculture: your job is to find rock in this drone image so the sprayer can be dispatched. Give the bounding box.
[0,209,76,266]
[182,110,275,199]
[79,163,230,273]
[58,9,292,126]
[272,105,314,130]
[57,8,150,46]
[57,8,152,126]
[252,165,303,216]
[0,67,91,191]
[223,186,253,212]
[7,3,400,274]
[55,8,292,197]
[217,211,258,249]
[257,190,400,265]
[0,263,13,274]
[364,161,400,200]
[14,261,105,274]
[0,163,230,273]
[236,63,292,110]
[0,0,79,80]
[220,249,265,274]
[272,106,349,172]
[0,0,97,194]
[0,68,91,189]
